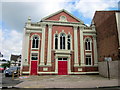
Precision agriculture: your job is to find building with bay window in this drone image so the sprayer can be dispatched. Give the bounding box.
[21,9,98,75]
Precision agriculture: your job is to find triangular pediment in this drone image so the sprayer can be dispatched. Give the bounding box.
[41,9,84,23]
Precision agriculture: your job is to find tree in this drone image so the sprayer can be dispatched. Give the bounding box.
[1,61,11,69]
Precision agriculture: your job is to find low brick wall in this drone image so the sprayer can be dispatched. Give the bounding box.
[98,60,120,78]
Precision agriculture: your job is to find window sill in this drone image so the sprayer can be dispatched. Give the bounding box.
[85,50,92,51]
[31,48,39,50]
[55,50,71,54]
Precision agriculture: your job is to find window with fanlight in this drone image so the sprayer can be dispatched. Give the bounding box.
[85,38,92,51]
[32,35,39,49]
[60,33,66,49]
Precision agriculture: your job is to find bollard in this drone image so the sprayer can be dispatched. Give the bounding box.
[12,71,14,80]
[17,70,20,77]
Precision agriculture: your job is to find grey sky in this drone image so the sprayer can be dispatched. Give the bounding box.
[2,2,51,32]
[0,0,119,60]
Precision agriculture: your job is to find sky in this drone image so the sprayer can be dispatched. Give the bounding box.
[0,0,119,60]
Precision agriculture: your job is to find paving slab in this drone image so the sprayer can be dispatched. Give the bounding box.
[14,75,119,88]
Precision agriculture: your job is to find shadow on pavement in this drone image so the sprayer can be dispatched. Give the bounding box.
[2,73,23,88]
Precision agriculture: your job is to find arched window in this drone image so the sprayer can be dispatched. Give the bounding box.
[32,36,39,48]
[67,35,71,50]
[55,34,58,49]
[85,38,92,50]
[60,33,66,49]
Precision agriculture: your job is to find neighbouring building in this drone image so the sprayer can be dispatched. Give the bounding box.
[93,11,120,62]
[93,10,120,78]
[21,9,98,75]
[0,52,7,66]
[10,54,21,66]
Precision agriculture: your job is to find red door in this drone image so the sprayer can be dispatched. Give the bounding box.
[30,61,37,75]
[58,61,68,75]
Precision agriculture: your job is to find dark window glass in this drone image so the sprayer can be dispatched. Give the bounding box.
[58,58,62,60]
[86,55,91,65]
[60,33,65,49]
[85,38,91,50]
[32,36,39,48]
[31,53,38,60]
[55,34,58,49]
[67,35,71,50]
[63,58,67,60]
[63,37,65,49]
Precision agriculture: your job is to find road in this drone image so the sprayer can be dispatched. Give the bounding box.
[0,72,22,88]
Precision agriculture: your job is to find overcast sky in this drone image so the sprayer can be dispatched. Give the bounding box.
[0,0,119,60]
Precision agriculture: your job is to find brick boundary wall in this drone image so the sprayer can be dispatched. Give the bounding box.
[98,60,120,79]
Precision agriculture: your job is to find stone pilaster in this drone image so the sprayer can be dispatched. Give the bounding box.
[80,26,85,66]
[47,24,52,66]
[40,24,46,65]
[74,26,79,66]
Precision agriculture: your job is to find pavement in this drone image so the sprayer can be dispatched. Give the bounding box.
[1,72,22,88]
[13,75,120,88]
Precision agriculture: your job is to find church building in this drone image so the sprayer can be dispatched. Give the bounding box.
[21,9,98,75]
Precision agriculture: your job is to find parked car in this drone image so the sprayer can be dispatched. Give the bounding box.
[4,66,20,77]
[0,66,5,73]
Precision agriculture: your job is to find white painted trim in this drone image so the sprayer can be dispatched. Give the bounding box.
[37,71,99,74]
[74,26,79,66]
[31,34,40,50]
[41,9,84,23]
[38,72,57,74]
[80,27,85,66]
[22,72,30,74]
[41,22,83,27]
[67,34,72,50]
[21,28,26,69]
[85,53,93,66]
[84,37,92,51]
[115,12,120,47]
[47,24,52,66]
[69,72,99,74]
[22,29,30,66]
[53,33,58,50]
[40,24,46,65]
[93,35,98,66]
[26,30,42,33]
[55,54,71,74]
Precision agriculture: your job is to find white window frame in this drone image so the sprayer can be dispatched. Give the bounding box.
[60,33,66,50]
[84,38,92,51]
[31,34,40,50]
[67,34,72,50]
[54,34,58,50]
[58,57,68,61]
[85,54,92,66]
[31,53,38,60]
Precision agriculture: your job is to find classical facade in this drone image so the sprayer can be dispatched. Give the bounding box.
[21,9,98,75]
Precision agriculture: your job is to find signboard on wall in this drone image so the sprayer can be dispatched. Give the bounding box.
[104,57,112,61]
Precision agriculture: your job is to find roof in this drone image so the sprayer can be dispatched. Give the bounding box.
[92,10,120,22]
[10,54,21,61]
[41,9,84,23]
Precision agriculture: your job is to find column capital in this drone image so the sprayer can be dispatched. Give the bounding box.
[93,35,97,39]
[73,25,78,29]
[41,24,46,28]
[48,24,53,27]
[79,26,84,30]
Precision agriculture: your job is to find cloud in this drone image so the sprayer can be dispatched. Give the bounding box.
[74,0,119,18]
[1,0,73,32]
[0,0,119,60]
[2,29,22,60]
